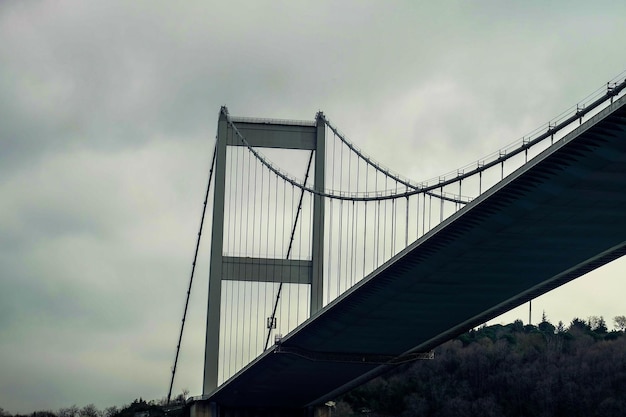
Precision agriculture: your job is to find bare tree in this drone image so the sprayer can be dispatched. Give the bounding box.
[614,315,626,332]
[58,406,79,417]
[78,405,99,417]
[588,316,607,333]
[103,407,118,417]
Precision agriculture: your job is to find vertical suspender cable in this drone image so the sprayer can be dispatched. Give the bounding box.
[167,144,217,405]
[354,156,360,284]
[234,151,245,375]
[374,171,379,267]
[235,147,245,371]
[337,199,343,294]
[338,139,344,295]
[416,193,420,239]
[390,183,394,256]
[344,148,349,286]
[421,193,426,236]
[329,132,336,302]
[351,200,356,286]
[263,166,272,352]
[405,196,409,248]
[373,200,377,269]
[268,172,278,352]
[440,186,444,223]
[362,164,368,276]
[428,194,432,231]
[327,198,334,303]
[382,177,387,261]
[242,151,254,368]
[245,147,252,361]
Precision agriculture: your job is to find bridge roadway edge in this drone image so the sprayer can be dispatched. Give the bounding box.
[190,94,626,415]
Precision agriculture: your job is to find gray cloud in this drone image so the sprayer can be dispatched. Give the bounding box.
[1,0,626,413]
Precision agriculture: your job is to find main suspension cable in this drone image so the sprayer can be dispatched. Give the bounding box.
[224,109,466,203]
[222,76,626,203]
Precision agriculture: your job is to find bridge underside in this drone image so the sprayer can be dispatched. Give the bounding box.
[200,97,626,410]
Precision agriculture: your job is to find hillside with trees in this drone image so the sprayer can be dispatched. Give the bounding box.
[335,315,626,417]
[2,316,625,417]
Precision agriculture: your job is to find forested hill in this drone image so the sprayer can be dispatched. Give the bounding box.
[3,317,625,417]
[335,316,626,417]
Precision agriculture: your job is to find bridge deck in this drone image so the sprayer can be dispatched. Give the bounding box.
[202,96,626,409]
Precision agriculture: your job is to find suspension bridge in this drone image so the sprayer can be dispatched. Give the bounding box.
[170,73,626,417]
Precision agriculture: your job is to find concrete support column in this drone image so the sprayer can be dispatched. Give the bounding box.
[310,113,326,315]
[190,402,218,417]
[203,109,228,394]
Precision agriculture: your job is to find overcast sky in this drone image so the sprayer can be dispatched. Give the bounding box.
[2,1,626,414]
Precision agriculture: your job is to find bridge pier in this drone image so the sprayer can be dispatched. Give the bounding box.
[189,401,217,417]
[189,400,330,417]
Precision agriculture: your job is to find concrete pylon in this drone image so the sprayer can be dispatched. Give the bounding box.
[202,108,326,397]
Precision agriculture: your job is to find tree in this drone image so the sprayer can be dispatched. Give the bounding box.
[613,315,626,332]
[171,388,190,405]
[538,311,555,334]
[103,407,118,417]
[333,401,354,417]
[511,319,524,333]
[32,412,56,417]
[588,316,608,333]
[569,318,590,332]
[58,406,79,417]
[78,405,99,417]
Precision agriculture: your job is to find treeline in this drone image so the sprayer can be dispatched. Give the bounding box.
[0,395,187,417]
[335,315,626,417]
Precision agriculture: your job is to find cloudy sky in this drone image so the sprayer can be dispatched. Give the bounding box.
[2,1,626,413]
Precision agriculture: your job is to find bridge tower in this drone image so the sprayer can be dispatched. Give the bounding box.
[203,107,326,395]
